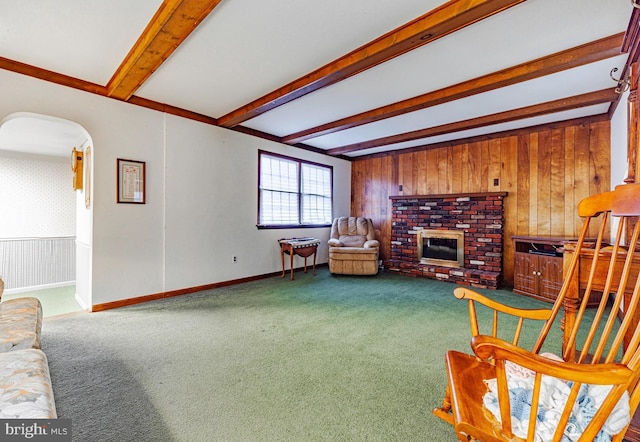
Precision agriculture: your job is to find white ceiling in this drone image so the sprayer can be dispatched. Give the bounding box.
[0,0,633,158]
[0,113,87,157]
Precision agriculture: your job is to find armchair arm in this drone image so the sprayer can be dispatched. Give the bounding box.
[328,238,342,247]
[363,240,379,249]
[472,335,632,385]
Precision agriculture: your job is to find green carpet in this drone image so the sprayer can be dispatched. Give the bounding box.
[3,285,82,317]
[42,268,559,441]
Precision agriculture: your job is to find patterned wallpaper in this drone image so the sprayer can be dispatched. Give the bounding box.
[0,151,76,238]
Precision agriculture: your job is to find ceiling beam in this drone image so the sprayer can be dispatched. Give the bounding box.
[285,33,625,144]
[107,0,223,101]
[327,88,618,156]
[217,0,526,128]
[351,114,609,161]
[0,56,345,159]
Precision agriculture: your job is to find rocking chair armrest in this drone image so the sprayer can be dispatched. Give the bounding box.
[454,287,553,321]
[471,335,632,385]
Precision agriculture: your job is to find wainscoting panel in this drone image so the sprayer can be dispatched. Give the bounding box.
[351,116,611,286]
[0,237,75,290]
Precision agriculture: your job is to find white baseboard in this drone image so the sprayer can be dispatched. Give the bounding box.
[74,292,90,311]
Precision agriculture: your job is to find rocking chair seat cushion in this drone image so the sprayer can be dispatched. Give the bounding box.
[446,350,631,442]
[483,368,630,441]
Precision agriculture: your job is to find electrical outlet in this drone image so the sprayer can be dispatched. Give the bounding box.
[232,256,237,263]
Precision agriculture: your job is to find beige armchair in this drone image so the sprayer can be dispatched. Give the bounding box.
[328,217,379,275]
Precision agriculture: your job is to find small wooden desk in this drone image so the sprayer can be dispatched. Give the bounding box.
[278,238,320,280]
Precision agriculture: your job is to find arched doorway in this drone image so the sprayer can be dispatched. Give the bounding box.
[0,112,93,313]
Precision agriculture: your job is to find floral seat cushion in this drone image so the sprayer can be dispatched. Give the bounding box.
[0,297,42,352]
[0,348,56,418]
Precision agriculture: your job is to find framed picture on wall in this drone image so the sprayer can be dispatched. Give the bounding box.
[117,158,146,204]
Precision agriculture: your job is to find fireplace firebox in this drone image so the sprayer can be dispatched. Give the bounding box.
[417,229,464,268]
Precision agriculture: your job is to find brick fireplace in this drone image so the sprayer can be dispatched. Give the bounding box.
[388,192,507,289]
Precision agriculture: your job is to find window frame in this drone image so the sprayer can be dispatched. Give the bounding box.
[257,150,333,229]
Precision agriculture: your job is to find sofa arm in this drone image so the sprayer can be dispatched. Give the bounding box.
[363,240,379,248]
[328,238,342,247]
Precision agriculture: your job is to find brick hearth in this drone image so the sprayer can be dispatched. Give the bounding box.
[388,192,507,289]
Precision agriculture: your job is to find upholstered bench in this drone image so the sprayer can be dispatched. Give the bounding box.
[0,297,43,352]
[0,348,57,418]
[0,278,55,418]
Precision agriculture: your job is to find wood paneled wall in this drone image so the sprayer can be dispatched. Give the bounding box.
[350,116,611,286]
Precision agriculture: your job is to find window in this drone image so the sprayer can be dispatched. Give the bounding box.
[258,151,332,228]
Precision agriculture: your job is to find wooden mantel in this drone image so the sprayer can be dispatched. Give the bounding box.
[390,191,508,201]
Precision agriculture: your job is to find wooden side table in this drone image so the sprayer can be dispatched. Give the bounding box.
[278,238,320,280]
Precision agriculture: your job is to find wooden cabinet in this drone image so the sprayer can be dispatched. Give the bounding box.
[512,236,569,303]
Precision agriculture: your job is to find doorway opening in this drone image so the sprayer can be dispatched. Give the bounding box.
[0,112,93,316]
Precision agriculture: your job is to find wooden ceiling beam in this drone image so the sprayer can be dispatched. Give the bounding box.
[327,88,618,156]
[107,0,222,101]
[217,0,526,128]
[285,33,625,144]
[351,114,609,161]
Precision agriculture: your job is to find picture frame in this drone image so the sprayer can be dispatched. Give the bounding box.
[117,158,146,204]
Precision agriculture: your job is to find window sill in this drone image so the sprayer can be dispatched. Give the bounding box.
[256,224,331,230]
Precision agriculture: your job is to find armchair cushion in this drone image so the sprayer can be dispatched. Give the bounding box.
[338,235,367,248]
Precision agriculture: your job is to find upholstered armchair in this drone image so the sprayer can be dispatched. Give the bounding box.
[328,217,379,275]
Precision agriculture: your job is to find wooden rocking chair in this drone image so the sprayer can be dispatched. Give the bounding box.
[433,183,640,441]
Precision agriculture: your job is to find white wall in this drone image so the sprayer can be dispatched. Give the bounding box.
[0,150,75,238]
[75,137,93,309]
[0,69,351,307]
[610,91,629,188]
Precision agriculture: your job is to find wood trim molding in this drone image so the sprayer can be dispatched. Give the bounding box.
[328,88,618,156]
[627,62,640,184]
[284,33,625,144]
[107,0,223,100]
[128,95,219,125]
[217,0,526,128]
[230,125,351,160]
[0,56,107,95]
[90,265,325,312]
[390,191,507,200]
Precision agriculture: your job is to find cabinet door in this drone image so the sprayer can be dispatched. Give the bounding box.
[539,256,564,301]
[514,252,538,296]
